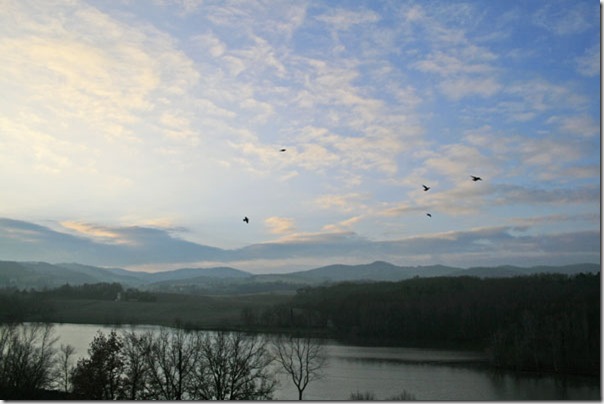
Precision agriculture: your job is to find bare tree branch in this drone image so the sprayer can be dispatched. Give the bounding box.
[272,334,327,400]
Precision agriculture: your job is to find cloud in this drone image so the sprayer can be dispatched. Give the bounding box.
[547,114,599,138]
[456,127,597,184]
[490,184,600,206]
[421,143,499,181]
[379,202,421,218]
[321,216,363,233]
[59,221,136,245]
[0,218,224,266]
[315,8,381,30]
[193,33,227,57]
[237,230,369,261]
[225,34,287,78]
[405,5,502,101]
[384,227,600,266]
[293,124,409,176]
[532,1,594,36]
[198,1,307,42]
[233,225,600,269]
[0,0,203,193]
[160,4,424,187]
[0,218,598,270]
[264,217,296,235]
[439,77,502,100]
[508,136,598,181]
[1,2,198,117]
[158,0,205,17]
[413,49,497,77]
[576,44,599,77]
[403,2,475,46]
[314,193,370,213]
[519,138,581,168]
[504,80,588,114]
[379,178,599,221]
[510,213,599,227]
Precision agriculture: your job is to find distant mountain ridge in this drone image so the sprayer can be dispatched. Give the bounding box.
[288,261,457,282]
[0,259,599,291]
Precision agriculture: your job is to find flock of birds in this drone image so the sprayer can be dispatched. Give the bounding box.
[242,148,482,224]
[422,175,482,218]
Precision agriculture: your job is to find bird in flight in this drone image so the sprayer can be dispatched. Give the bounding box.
[280,148,286,152]
[426,213,432,218]
[422,184,430,191]
[470,175,482,182]
[243,216,249,224]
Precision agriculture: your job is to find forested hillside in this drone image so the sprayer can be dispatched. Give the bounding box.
[254,273,600,376]
[0,259,598,291]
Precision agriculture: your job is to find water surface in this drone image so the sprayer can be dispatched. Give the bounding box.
[52,323,600,400]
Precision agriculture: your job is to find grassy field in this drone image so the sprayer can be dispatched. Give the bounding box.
[41,291,294,330]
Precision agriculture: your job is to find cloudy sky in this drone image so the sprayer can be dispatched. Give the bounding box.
[0,0,600,273]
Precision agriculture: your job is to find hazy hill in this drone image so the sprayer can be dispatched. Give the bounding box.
[0,261,99,288]
[0,261,253,290]
[0,261,37,286]
[147,267,251,283]
[0,259,599,291]
[288,261,459,282]
[57,263,147,284]
[283,261,599,283]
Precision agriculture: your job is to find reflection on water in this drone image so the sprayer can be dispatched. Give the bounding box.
[53,323,159,358]
[486,371,600,401]
[327,343,488,364]
[51,323,600,401]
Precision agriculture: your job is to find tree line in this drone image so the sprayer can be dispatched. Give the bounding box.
[0,283,158,322]
[0,288,54,323]
[0,323,327,400]
[40,282,156,302]
[248,273,600,376]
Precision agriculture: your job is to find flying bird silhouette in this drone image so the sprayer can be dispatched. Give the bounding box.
[243,216,249,224]
[422,184,430,191]
[280,148,286,152]
[470,175,482,182]
[426,213,432,217]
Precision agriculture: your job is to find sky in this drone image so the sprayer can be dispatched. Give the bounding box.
[0,0,600,274]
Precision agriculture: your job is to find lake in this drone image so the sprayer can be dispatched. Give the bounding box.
[52,323,600,400]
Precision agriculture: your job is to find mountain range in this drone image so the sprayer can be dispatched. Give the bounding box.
[0,260,599,293]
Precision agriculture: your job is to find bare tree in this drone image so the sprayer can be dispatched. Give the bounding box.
[55,326,282,400]
[120,330,153,400]
[193,331,276,400]
[0,323,59,398]
[272,334,327,400]
[144,327,199,400]
[54,343,75,392]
